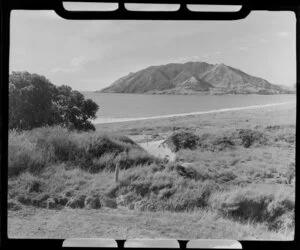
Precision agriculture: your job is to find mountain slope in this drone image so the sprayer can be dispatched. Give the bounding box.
[98,62,293,95]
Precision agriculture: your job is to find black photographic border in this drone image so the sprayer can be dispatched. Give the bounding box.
[0,1,299,249]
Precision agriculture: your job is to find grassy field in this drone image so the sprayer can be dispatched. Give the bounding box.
[95,102,296,138]
[8,102,296,240]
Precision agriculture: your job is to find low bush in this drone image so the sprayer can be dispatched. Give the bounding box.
[164,131,200,152]
[210,135,236,151]
[164,128,270,153]
[210,185,295,229]
[234,129,268,148]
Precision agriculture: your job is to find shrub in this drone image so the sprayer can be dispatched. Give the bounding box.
[211,135,236,151]
[235,129,268,148]
[164,128,271,153]
[164,131,200,152]
[9,72,99,131]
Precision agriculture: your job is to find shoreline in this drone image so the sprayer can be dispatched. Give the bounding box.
[93,101,295,125]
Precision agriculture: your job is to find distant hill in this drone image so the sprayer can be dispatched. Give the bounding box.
[98,62,295,95]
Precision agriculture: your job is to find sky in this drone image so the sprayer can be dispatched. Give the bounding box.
[10,6,296,91]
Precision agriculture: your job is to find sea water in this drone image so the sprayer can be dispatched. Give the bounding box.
[81,92,296,124]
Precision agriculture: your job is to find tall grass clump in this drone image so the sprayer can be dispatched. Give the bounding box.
[9,126,158,177]
[107,163,221,212]
[210,184,295,230]
[35,126,83,162]
[8,130,46,177]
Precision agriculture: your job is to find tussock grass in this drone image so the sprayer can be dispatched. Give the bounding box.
[8,130,47,177]
[8,126,158,177]
[107,163,223,212]
[209,184,295,230]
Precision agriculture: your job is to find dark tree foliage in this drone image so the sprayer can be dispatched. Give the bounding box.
[9,72,99,131]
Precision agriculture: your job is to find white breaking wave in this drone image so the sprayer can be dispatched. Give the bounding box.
[92,101,295,124]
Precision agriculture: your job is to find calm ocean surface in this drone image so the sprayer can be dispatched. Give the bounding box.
[81,92,296,124]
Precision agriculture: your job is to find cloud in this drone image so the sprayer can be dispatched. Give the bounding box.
[276,31,290,37]
[82,77,104,84]
[259,38,269,43]
[70,56,86,67]
[238,46,248,50]
[213,51,221,55]
[50,67,81,74]
[50,56,87,74]
[175,56,203,63]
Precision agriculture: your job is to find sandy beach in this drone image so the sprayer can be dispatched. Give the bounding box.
[93,101,295,125]
[95,100,296,136]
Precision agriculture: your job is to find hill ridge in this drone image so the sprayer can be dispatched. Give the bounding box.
[97,61,294,95]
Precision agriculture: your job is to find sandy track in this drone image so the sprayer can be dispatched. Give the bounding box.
[139,140,176,162]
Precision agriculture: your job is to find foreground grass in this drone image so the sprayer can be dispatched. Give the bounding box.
[8,207,293,240]
[8,104,296,239]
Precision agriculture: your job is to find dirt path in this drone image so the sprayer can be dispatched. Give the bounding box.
[138,140,176,162]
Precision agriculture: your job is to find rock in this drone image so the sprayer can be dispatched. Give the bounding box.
[30,194,50,208]
[133,201,144,211]
[7,200,22,211]
[62,190,73,198]
[66,195,86,209]
[55,196,69,206]
[102,197,117,209]
[128,203,135,210]
[46,198,56,209]
[116,195,125,206]
[85,196,101,209]
[123,193,135,204]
